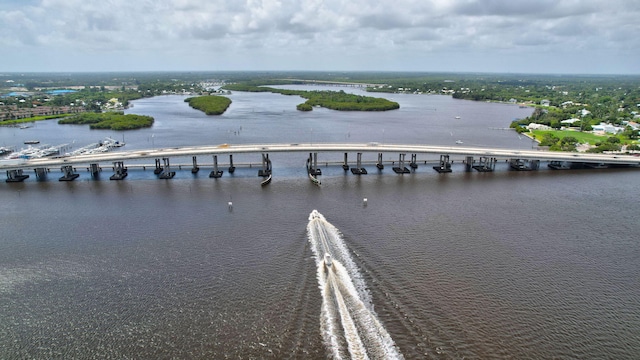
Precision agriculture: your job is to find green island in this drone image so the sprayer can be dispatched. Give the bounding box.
[58,112,154,130]
[223,83,399,111]
[185,95,232,115]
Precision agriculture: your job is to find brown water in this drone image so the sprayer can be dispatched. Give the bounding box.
[0,90,639,359]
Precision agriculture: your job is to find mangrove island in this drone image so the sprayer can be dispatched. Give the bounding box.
[223,83,399,112]
[185,95,232,115]
[58,112,154,130]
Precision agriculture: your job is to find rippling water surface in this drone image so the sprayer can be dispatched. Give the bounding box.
[0,89,639,359]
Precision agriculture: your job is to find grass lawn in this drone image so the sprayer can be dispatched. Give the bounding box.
[530,129,610,145]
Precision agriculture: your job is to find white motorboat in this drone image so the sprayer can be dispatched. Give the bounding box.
[324,253,333,267]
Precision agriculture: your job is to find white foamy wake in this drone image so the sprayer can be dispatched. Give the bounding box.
[307,210,403,360]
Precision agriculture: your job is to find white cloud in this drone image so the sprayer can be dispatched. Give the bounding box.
[0,0,638,73]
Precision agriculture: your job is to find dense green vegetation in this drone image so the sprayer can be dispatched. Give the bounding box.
[185,95,232,115]
[296,103,313,111]
[58,112,154,130]
[0,114,74,125]
[223,83,399,111]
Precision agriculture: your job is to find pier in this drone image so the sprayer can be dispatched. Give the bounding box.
[2,143,638,184]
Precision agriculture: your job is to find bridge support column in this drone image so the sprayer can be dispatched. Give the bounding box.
[259,153,272,186]
[191,156,200,174]
[465,156,474,172]
[210,155,223,178]
[342,153,349,170]
[35,167,48,180]
[59,165,79,181]
[159,158,175,179]
[376,153,384,169]
[228,154,236,174]
[6,169,29,182]
[350,152,367,175]
[393,153,410,174]
[473,157,496,172]
[409,153,418,169]
[153,158,163,175]
[258,153,272,177]
[530,160,540,170]
[308,153,321,175]
[110,161,128,180]
[548,161,570,170]
[89,163,100,179]
[433,154,452,173]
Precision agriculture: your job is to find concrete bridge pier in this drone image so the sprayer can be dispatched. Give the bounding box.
[548,160,570,170]
[509,159,540,171]
[393,153,410,174]
[210,155,223,178]
[6,169,29,182]
[465,156,474,172]
[473,157,496,172]
[110,161,128,180]
[89,163,100,179]
[433,154,453,173]
[376,153,384,169]
[191,156,200,174]
[350,152,367,175]
[342,153,350,170]
[530,160,540,170]
[159,158,176,179]
[509,158,528,171]
[35,167,48,180]
[410,153,418,169]
[258,153,272,177]
[228,154,236,174]
[308,153,321,175]
[59,165,80,181]
[153,158,163,175]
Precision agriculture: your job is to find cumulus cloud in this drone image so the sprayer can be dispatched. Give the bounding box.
[0,0,638,73]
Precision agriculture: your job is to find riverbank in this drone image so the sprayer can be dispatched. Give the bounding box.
[0,114,75,126]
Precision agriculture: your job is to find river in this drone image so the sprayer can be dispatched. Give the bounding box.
[0,88,638,359]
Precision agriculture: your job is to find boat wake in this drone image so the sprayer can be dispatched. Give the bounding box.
[307,210,403,359]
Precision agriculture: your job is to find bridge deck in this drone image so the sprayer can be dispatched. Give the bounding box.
[1,143,639,170]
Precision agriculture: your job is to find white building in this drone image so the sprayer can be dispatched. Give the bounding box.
[561,118,581,125]
[591,122,624,134]
[527,123,551,130]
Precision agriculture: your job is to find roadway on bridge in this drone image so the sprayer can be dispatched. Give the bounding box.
[1,143,639,170]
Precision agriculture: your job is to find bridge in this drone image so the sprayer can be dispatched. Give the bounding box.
[273,79,385,88]
[2,143,638,183]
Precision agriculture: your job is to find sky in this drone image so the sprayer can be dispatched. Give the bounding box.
[1,0,639,74]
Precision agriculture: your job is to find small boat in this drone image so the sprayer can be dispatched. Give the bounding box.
[24,140,40,144]
[455,140,464,144]
[260,174,272,186]
[455,116,461,119]
[324,253,333,267]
